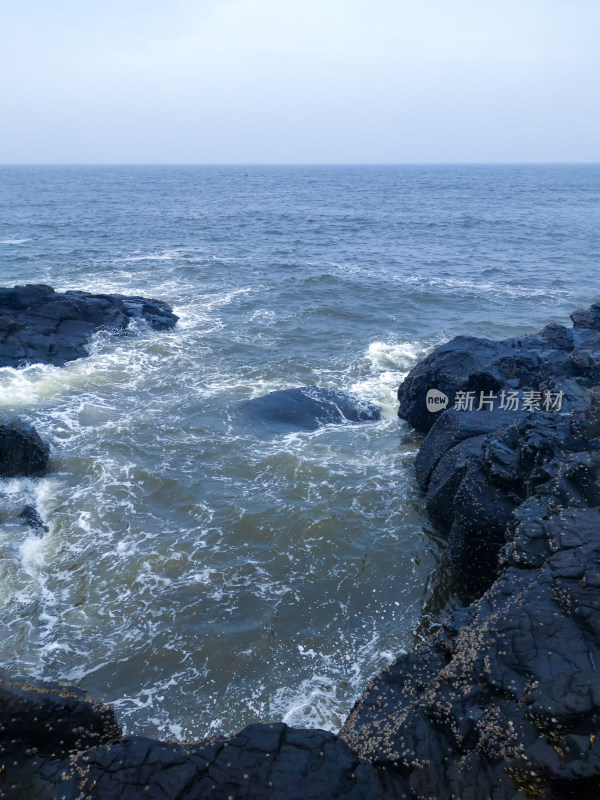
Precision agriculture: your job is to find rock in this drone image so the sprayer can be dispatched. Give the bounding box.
[571,302,600,331]
[0,421,50,477]
[0,284,178,368]
[68,724,394,800]
[414,407,595,601]
[242,387,382,431]
[339,301,600,798]
[341,508,600,800]
[397,322,600,434]
[0,698,394,800]
[0,675,121,753]
[414,408,525,489]
[0,675,122,799]
[397,303,600,601]
[18,504,49,533]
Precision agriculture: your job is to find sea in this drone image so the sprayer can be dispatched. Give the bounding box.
[0,164,599,741]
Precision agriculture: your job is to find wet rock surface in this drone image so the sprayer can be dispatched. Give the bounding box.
[0,283,178,368]
[0,692,393,800]
[397,308,600,434]
[17,504,49,533]
[0,676,122,800]
[342,507,600,799]
[242,386,382,431]
[0,421,50,478]
[341,302,600,798]
[4,302,600,799]
[70,723,396,800]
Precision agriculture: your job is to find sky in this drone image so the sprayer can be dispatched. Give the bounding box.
[1,0,598,164]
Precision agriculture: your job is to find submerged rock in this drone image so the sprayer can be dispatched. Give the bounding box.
[242,386,382,431]
[18,504,49,533]
[0,283,178,368]
[0,421,50,478]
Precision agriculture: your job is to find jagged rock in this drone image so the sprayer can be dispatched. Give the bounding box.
[0,676,121,800]
[571,302,600,332]
[341,508,600,800]
[0,284,178,368]
[0,421,50,477]
[242,386,382,431]
[0,676,121,753]
[68,724,394,800]
[402,354,600,600]
[0,708,394,800]
[414,408,525,489]
[339,301,600,798]
[397,322,600,434]
[413,407,600,600]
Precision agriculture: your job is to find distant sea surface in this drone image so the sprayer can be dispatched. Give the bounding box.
[0,165,599,740]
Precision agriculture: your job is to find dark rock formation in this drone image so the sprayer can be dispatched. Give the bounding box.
[18,504,49,533]
[242,386,382,431]
[0,284,178,368]
[412,403,600,601]
[395,302,600,601]
[342,506,600,799]
[69,723,396,800]
[0,675,122,800]
[0,421,50,477]
[396,309,600,434]
[340,302,600,798]
[0,680,393,800]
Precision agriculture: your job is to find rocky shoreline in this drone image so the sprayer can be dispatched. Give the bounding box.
[0,283,178,368]
[2,286,600,798]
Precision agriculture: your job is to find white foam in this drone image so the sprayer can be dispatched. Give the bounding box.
[0,364,71,407]
[280,677,339,728]
[249,309,277,323]
[120,250,180,263]
[0,238,31,245]
[343,336,445,416]
[365,341,421,371]
[200,286,256,311]
[19,534,46,575]
[0,321,186,410]
[43,641,71,653]
[395,274,567,300]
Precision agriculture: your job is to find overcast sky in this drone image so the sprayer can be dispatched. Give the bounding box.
[1,0,598,164]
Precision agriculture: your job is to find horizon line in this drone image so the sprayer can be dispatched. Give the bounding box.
[1,161,599,168]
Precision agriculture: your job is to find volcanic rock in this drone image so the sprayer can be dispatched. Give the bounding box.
[0,284,178,368]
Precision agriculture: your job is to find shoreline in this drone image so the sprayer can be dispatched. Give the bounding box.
[2,287,600,798]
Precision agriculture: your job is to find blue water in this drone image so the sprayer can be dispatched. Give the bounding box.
[0,165,599,740]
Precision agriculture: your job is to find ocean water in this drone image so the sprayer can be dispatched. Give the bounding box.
[0,164,599,740]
